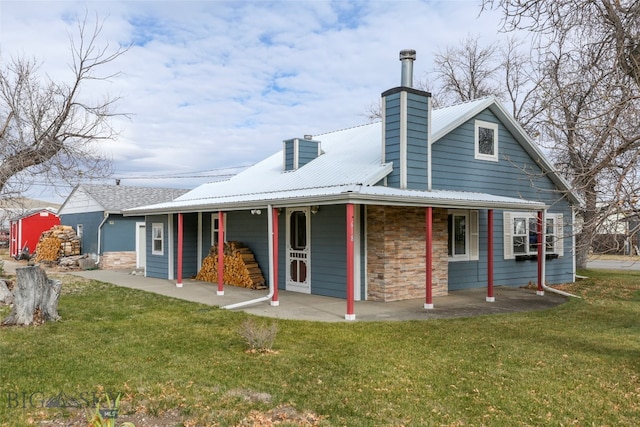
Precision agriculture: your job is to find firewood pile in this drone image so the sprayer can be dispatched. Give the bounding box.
[34,225,81,263]
[196,241,266,289]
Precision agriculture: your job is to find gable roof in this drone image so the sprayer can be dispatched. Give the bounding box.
[126,97,581,215]
[431,96,580,205]
[60,184,190,214]
[10,207,59,221]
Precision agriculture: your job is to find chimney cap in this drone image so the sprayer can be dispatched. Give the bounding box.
[399,49,416,61]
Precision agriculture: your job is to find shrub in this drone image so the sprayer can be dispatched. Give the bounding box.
[238,318,278,353]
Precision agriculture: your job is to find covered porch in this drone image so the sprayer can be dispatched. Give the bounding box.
[167,189,558,321]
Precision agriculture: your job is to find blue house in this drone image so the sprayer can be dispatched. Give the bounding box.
[58,184,188,269]
[127,50,581,319]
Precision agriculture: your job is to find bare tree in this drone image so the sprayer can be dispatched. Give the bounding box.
[482,0,640,88]
[483,0,640,266]
[431,35,501,105]
[0,14,128,199]
[424,34,542,133]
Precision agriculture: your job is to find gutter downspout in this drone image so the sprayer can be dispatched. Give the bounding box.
[223,204,275,310]
[540,209,581,299]
[96,212,109,265]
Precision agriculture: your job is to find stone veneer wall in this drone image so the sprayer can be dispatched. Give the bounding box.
[366,206,448,302]
[99,251,137,270]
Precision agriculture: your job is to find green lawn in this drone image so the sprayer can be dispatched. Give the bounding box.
[1,269,639,426]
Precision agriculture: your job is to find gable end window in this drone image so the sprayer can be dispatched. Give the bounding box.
[447,209,479,261]
[503,212,564,259]
[475,120,499,162]
[152,223,164,255]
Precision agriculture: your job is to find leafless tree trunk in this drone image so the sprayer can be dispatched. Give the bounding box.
[0,13,129,199]
[482,0,640,267]
[2,266,61,326]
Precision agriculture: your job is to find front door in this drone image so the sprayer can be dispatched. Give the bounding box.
[286,207,311,293]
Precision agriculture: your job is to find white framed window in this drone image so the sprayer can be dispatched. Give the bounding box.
[152,223,164,255]
[475,120,499,162]
[503,212,563,259]
[211,213,227,245]
[447,209,479,261]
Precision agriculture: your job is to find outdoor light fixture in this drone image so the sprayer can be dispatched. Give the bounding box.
[310,206,319,214]
[251,209,262,215]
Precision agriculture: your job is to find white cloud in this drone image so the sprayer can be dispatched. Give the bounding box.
[1,0,510,202]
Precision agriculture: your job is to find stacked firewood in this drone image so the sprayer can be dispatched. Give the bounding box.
[196,241,266,289]
[34,225,81,262]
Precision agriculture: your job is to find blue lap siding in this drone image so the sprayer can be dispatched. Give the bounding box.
[432,110,574,289]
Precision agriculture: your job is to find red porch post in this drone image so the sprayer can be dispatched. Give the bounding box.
[271,207,279,306]
[537,210,544,295]
[425,206,434,309]
[217,211,225,296]
[176,213,184,288]
[345,203,356,320]
[487,209,495,302]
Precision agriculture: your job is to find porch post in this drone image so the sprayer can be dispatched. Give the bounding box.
[537,210,545,296]
[486,209,495,302]
[176,213,184,288]
[271,207,279,306]
[425,206,434,309]
[345,203,356,320]
[217,211,225,296]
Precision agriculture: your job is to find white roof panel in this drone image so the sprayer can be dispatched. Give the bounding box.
[126,96,579,215]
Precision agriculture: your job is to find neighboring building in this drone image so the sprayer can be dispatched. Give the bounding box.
[9,208,60,258]
[0,197,61,229]
[58,184,189,269]
[592,207,640,255]
[127,50,582,319]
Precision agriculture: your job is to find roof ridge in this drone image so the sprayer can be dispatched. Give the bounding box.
[433,95,496,111]
[312,121,380,138]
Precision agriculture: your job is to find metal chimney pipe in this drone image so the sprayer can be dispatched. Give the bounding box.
[399,49,416,88]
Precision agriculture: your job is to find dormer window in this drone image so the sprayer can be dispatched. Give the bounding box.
[475,120,499,162]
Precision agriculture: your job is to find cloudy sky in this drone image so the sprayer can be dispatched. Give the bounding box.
[1,0,512,203]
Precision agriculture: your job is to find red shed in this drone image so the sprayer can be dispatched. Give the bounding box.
[9,208,60,258]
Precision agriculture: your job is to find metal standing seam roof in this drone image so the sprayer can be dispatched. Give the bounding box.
[125,97,579,215]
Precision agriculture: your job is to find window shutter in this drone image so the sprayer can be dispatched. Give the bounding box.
[555,213,564,257]
[503,212,514,259]
[470,210,479,260]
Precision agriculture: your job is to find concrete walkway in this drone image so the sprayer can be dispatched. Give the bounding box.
[2,258,567,322]
[66,267,567,322]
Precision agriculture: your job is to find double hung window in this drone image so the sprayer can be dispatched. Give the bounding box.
[152,223,164,255]
[448,210,479,261]
[211,213,227,245]
[503,212,563,259]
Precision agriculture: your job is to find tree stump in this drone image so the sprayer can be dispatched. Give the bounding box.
[1,266,61,326]
[0,279,13,305]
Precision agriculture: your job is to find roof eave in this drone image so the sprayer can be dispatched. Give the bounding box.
[124,191,547,216]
